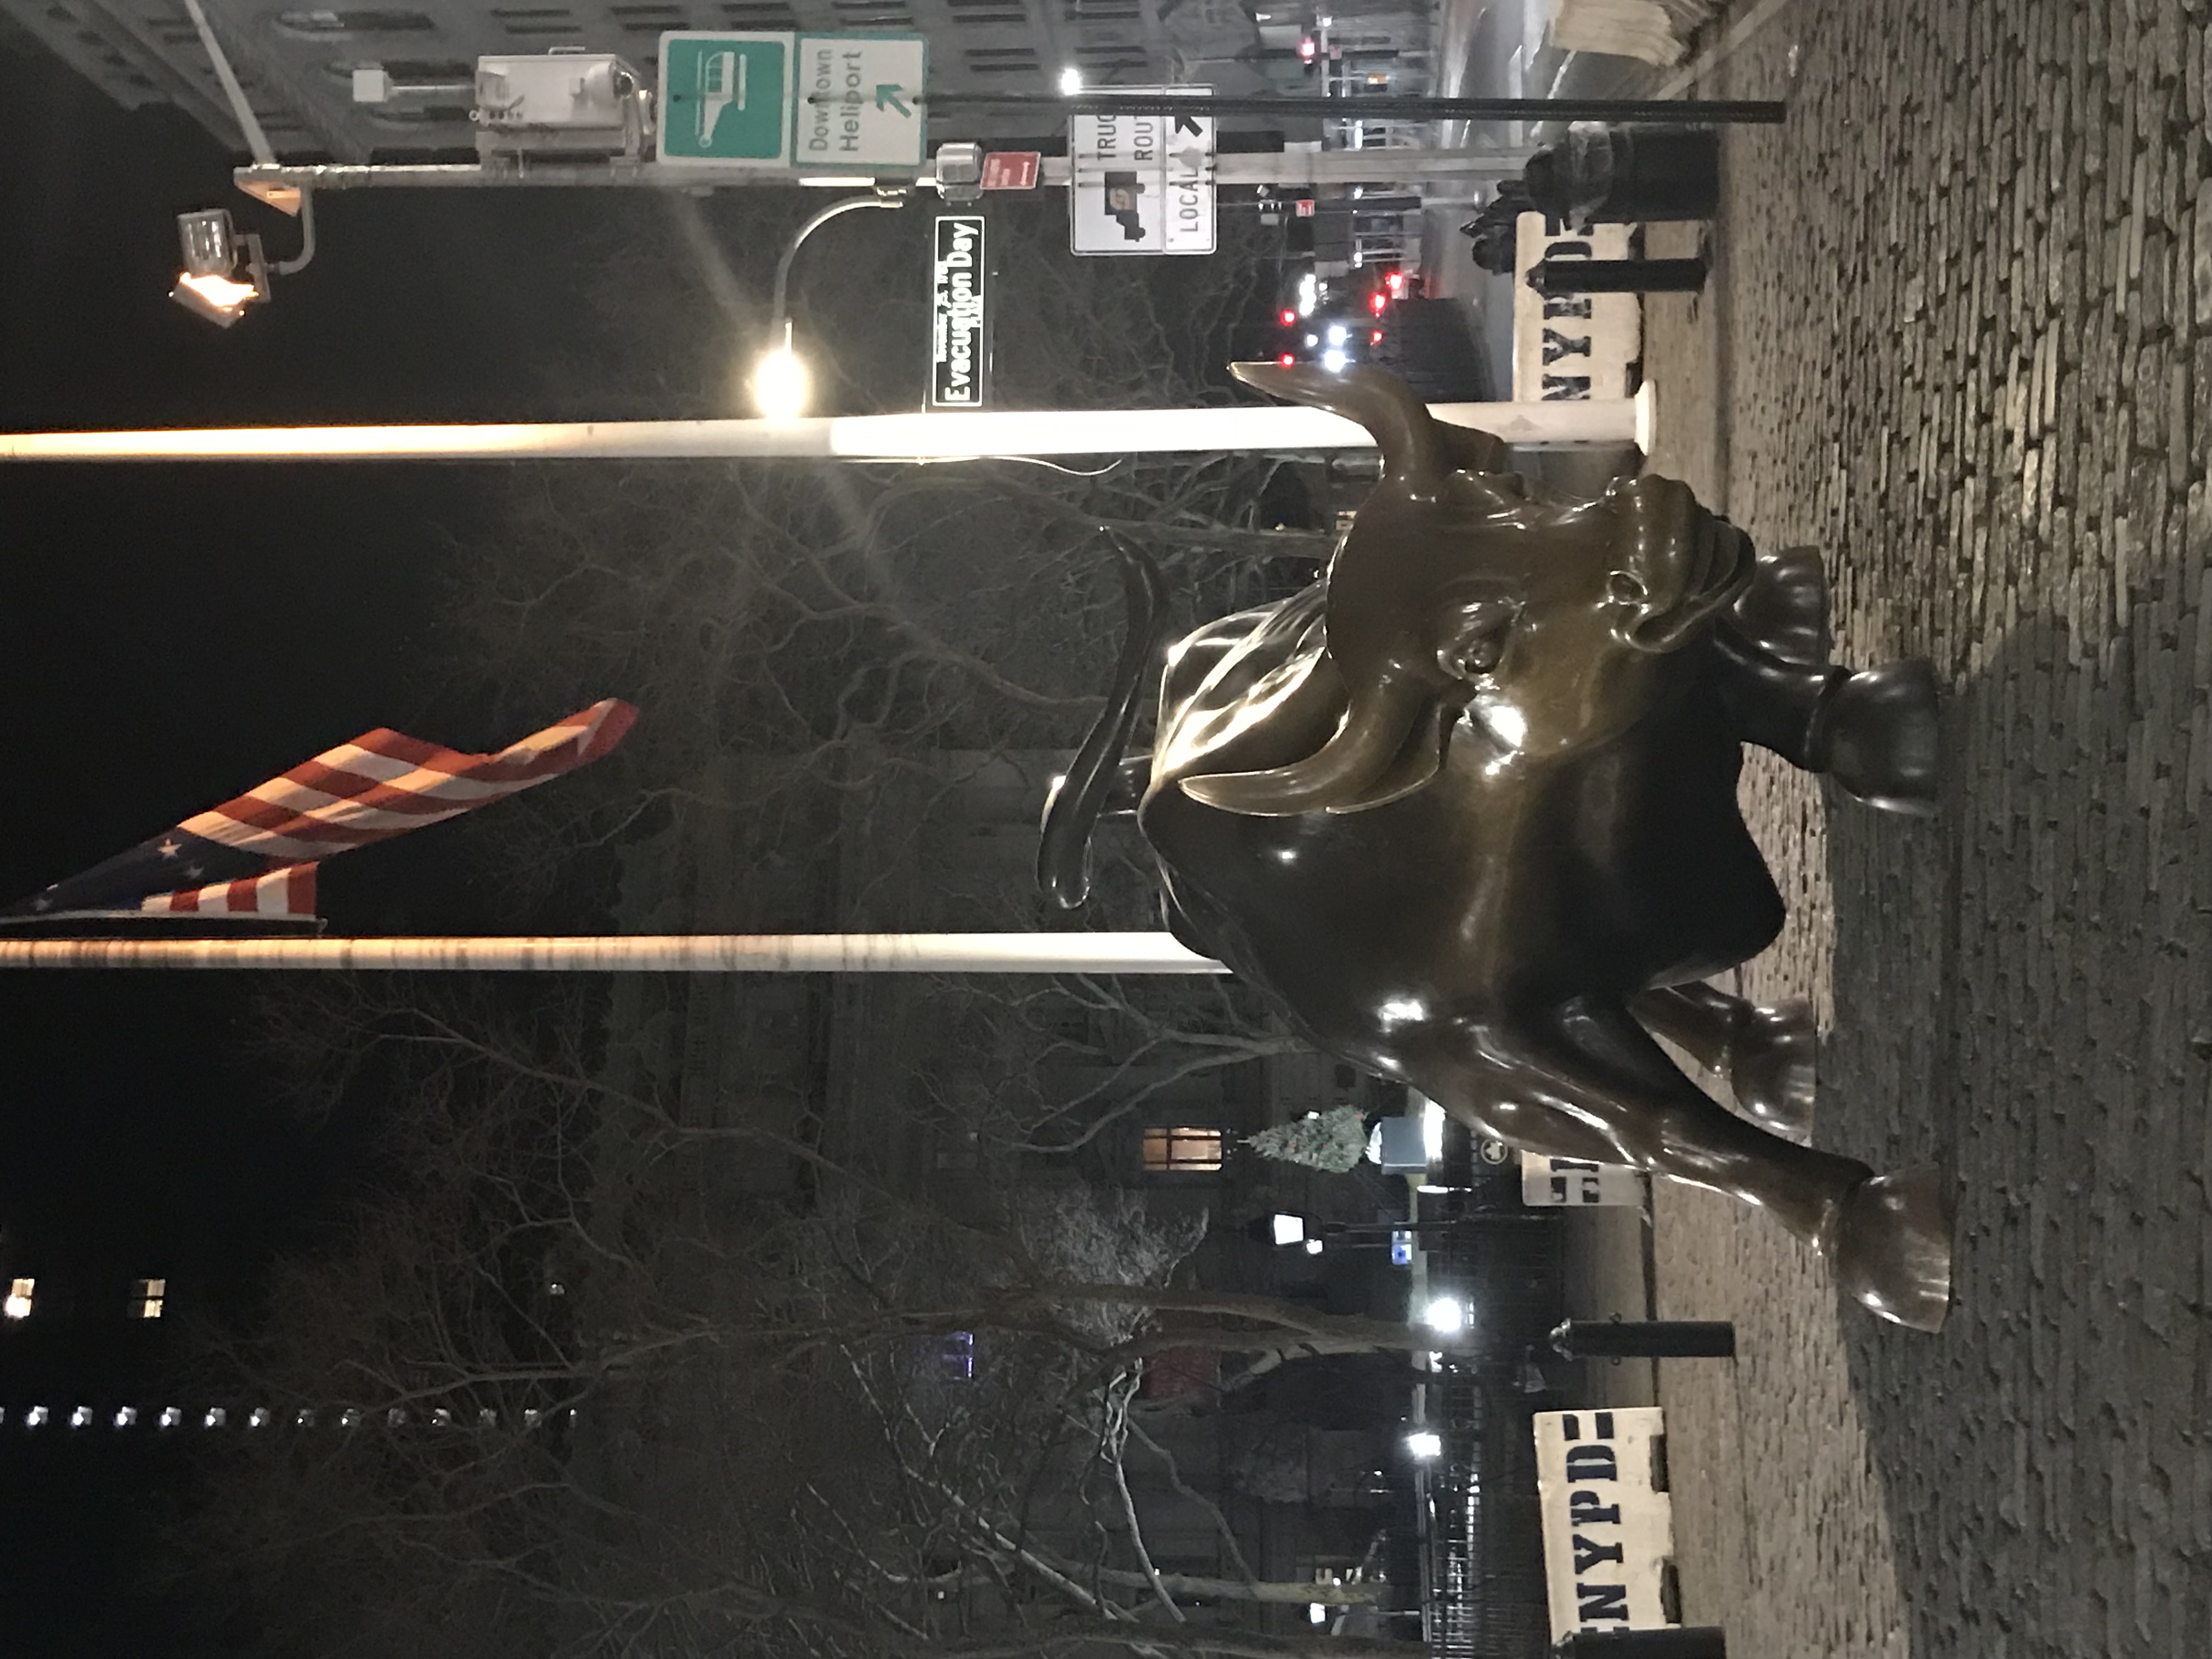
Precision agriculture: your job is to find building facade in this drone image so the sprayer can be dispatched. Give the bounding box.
[2,0,1429,157]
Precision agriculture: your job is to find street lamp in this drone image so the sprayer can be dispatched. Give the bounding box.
[168,196,316,328]
[752,188,907,420]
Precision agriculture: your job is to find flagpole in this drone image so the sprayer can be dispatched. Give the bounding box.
[0,933,1227,974]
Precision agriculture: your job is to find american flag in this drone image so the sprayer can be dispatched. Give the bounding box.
[2,699,636,928]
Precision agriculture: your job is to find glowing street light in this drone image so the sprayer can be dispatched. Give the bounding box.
[1421,1296,1465,1333]
[754,189,906,419]
[1406,1430,1442,1458]
[1058,66,1084,95]
[751,327,812,424]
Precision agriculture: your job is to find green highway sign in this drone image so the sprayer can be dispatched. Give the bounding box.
[657,32,795,166]
[794,33,928,169]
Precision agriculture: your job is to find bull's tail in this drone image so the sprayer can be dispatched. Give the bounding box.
[1036,535,1169,910]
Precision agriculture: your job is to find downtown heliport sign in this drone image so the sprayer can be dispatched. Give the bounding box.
[656,31,927,170]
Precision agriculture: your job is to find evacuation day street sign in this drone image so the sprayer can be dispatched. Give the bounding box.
[794,33,928,170]
[657,32,794,166]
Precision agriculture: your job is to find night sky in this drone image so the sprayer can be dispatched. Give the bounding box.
[0,28,628,1652]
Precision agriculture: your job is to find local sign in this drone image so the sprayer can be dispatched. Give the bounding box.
[1069,89,1216,256]
[655,31,926,170]
[928,214,989,409]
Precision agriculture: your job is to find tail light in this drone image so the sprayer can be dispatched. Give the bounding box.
[1277,352,1296,367]
[1280,308,1297,328]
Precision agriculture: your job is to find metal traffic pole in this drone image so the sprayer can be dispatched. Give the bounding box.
[932,91,1786,125]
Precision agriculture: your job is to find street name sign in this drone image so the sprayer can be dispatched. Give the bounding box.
[928,214,989,409]
[1069,89,1216,257]
[656,32,794,166]
[795,33,928,169]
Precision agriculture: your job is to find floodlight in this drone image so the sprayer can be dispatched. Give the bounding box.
[168,196,315,328]
[1058,66,1083,95]
[170,209,268,328]
[1406,1430,1442,1458]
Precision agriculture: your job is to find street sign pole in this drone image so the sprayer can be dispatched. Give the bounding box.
[933,91,1786,124]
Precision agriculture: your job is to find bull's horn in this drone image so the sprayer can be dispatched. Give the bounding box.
[1229,362,1446,484]
[1180,676,1429,816]
[1037,537,1168,908]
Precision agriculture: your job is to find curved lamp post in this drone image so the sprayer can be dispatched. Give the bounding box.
[752,187,909,421]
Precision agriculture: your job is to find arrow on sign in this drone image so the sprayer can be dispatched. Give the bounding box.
[1173,114,1205,136]
[875,83,911,115]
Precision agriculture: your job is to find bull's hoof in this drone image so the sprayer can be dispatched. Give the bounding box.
[1731,545,1830,664]
[1725,997,1816,1144]
[1829,1166,1954,1332]
[1812,659,1940,815]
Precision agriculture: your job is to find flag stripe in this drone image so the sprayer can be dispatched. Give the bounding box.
[142,865,318,917]
[177,700,635,856]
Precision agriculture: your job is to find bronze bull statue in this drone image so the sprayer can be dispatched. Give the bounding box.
[1040,363,1954,1331]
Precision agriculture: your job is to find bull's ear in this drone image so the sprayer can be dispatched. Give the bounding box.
[1229,362,1446,484]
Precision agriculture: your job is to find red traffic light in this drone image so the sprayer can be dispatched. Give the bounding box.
[1384,269,1407,297]
[1279,308,1297,327]
[1368,291,1388,314]
[1369,329,1384,344]
[1298,35,1317,61]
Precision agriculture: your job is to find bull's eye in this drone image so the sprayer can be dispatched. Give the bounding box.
[1607,571,1647,606]
[1438,635,1503,679]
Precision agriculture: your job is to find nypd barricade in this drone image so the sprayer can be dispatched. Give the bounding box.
[1534,1407,1679,1641]
[1522,1153,1643,1206]
[1511,213,1640,402]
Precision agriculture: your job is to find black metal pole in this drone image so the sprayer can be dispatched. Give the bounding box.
[1550,1319,1737,1359]
[1555,1628,1729,1658]
[1527,257,1710,295]
[910,93,1787,126]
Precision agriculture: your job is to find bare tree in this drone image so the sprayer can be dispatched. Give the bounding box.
[183,983,1432,1658]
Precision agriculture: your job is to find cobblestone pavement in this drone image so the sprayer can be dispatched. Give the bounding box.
[1630,2,2212,1655]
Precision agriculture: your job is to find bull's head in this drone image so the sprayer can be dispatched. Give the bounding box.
[1180,363,1753,816]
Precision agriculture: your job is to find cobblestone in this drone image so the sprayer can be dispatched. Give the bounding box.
[1632,2,2212,1654]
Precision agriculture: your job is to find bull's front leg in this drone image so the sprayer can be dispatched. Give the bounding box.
[1400,996,1953,1331]
[1709,614,1940,815]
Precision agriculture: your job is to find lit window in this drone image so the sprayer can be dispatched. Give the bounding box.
[134,1277,166,1319]
[1142,1126,1223,1172]
[3,1277,32,1319]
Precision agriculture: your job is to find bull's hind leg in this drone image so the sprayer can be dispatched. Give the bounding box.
[1630,981,1816,1144]
[1709,546,1939,815]
[1403,998,1953,1331]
